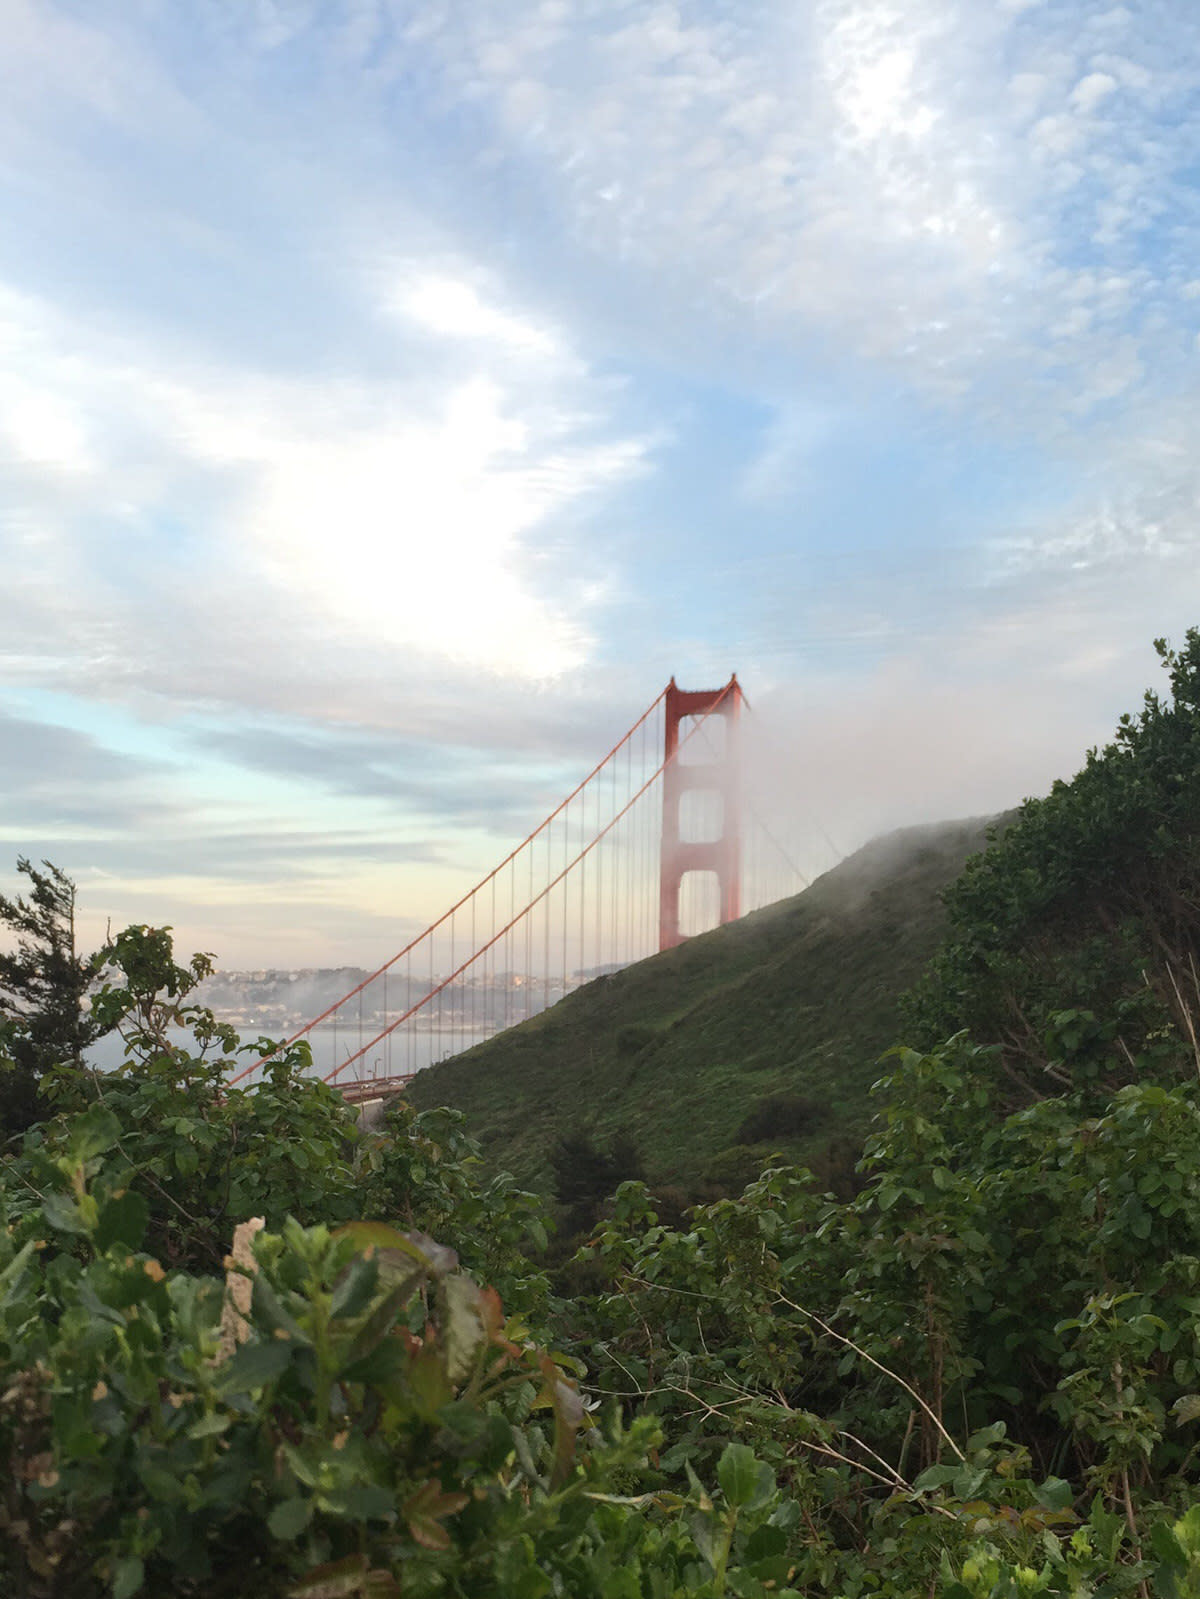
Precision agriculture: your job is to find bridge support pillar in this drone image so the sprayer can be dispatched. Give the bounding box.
[659,675,743,951]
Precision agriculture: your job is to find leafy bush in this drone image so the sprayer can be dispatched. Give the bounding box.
[6,927,550,1306]
[0,1124,804,1597]
[0,939,809,1598]
[734,1091,828,1145]
[906,631,1200,1103]
[566,1034,1200,1593]
[549,1128,645,1233]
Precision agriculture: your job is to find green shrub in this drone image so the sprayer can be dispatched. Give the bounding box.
[615,1023,659,1058]
[735,1091,829,1144]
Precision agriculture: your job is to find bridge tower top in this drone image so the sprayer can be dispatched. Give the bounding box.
[659,674,743,951]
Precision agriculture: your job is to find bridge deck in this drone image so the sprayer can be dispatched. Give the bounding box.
[336,1075,415,1104]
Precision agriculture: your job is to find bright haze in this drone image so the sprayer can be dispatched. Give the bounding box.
[3,0,1200,968]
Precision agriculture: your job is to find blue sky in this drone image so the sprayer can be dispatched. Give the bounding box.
[4,0,1200,966]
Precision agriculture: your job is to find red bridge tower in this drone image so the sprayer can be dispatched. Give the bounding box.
[659,674,743,951]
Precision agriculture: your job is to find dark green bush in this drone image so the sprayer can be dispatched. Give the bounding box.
[735,1090,829,1144]
[615,1022,659,1058]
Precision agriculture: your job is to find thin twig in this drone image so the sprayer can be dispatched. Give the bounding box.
[1166,960,1200,1080]
[776,1292,966,1463]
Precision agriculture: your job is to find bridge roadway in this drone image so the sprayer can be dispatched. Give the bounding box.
[337,1074,415,1105]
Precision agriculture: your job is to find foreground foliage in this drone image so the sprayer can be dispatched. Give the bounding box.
[0,939,808,1596]
[570,1038,1200,1594]
[0,1101,809,1597]
[5,946,1200,1596]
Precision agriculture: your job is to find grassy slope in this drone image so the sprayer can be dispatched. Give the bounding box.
[408,817,998,1191]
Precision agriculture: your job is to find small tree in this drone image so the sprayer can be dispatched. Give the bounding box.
[550,1128,644,1233]
[0,858,104,1127]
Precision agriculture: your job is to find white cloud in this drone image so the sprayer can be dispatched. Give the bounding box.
[1029,112,1085,157]
[990,430,1200,576]
[0,0,191,131]
[396,275,561,356]
[240,377,644,676]
[832,42,937,142]
[352,0,1200,438]
[0,286,94,473]
[1070,70,1118,113]
[0,273,651,696]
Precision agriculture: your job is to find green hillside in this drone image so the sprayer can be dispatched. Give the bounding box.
[408,815,1001,1191]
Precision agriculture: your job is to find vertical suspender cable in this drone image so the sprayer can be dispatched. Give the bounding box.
[578,772,586,981]
[562,795,569,996]
[543,816,550,1018]
[597,764,604,971]
[526,833,533,1021]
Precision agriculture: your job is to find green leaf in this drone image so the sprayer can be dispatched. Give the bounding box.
[187,1412,232,1440]
[406,1344,455,1418]
[319,1484,395,1522]
[1033,1477,1075,1513]
[332,1222,440,1268]
[331,1252,380,1321]
[1151,1517,1186,1568]
[717,1442,773,1510]
[269,1497,313,1540]
[688,1509,717,1569]
[252,1274,311,1345]
[341,1278,421,1372]
[769,1498,802,1532]
[72,1105,122,1163]
[951,1466,988,1499]
[1173,1393,1200,1426]
[215,1337,293,1393]
[96,1190,150,1252]
[1175,1503,1200,1557]
[1088,1494,1127,1561]
[0,1240,35,1307]
[441,1273,485,1384]
[41,1189,89,1236]
[112,1555,145,1599]
[912,1464,959,1493]
[965,1421,1007,1452]
[744,1523,787,1562]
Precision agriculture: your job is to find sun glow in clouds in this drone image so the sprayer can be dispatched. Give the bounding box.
[247,375,644,678]
[398,276,560,357]
[0,269,649,685]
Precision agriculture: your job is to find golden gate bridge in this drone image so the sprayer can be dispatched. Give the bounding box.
[227,677,823,1096]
